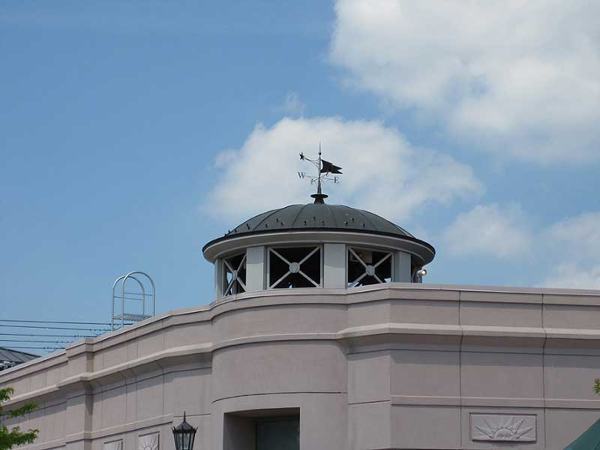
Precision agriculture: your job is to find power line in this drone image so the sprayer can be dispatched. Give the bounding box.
[0,324,109,332]
[2,346,63,350]
[0,332,95,338]
[0,319,111,326]
[0,339,72,344]
[0,319,118,355]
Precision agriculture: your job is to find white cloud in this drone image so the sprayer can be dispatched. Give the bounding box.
[544,212,600,259]
[541,263,600,290]
[276,91,307,116]
[330,0,600,164]
[214,149,238,168]
[443,204,533,259]
[538,211,600,289]
[205,116,483,223]
[439,204,600,288]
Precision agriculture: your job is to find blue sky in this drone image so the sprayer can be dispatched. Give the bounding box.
[1,1,599,336]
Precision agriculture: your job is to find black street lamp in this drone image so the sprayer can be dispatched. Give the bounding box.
[172,412,198,450]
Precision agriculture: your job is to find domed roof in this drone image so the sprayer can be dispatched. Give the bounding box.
[229,203,414,238]
[203,203,436,266]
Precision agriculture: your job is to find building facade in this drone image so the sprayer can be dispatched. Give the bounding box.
[2,201,600,450]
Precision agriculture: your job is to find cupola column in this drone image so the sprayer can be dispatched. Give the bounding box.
[215,259,224,298]
[323,243,347,288]
[245,246,266,291]
[394,251,412,282]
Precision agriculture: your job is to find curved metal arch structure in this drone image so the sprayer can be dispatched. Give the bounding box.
[111,271,156,331]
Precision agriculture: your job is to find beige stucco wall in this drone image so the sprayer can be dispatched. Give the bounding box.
[2,284,600,450]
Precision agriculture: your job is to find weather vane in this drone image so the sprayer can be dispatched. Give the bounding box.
[298,143,343,204]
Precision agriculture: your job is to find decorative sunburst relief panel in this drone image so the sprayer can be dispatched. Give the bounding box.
[138,432,160,450]
[471,414,536,442]
[104,440,123,450]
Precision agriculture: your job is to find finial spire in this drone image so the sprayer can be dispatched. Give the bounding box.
[298,143,342,204]
[316,141,323,198]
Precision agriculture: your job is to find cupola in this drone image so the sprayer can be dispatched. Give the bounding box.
[202,201,435,299]
[203,150,435,299]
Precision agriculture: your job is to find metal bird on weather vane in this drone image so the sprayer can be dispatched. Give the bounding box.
[298,143,343,204]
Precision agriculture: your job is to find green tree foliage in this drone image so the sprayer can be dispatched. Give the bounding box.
[0,388,38,450]
[594,379,600,395]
